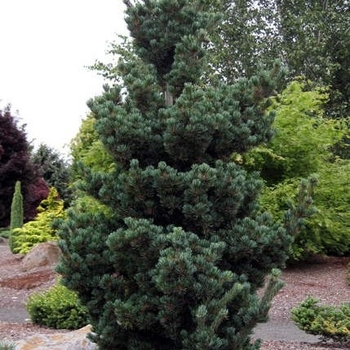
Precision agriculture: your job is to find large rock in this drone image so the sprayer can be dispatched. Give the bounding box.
[21,241,61,272]
[15,325,97,350]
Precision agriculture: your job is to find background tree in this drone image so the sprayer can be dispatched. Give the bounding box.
[205,0,280,83]
[57,1,309,349]
[206,0,350,116]
[31,143,72,207]
[69,113,114,177]
[275,0,350,116]
[68,112,114,215]
[243,80,350,260]
[0,107,49,227]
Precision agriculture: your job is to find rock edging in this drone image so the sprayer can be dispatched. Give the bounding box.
[15,325,97,350]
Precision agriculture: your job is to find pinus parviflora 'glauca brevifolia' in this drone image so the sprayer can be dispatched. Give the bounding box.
[57,1,313,349]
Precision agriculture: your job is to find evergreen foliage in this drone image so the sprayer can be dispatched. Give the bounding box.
[0,107,49,227]
[292,296,350,343]
[27,283,88,330]
[12,187,65,254]
[31,143,72,207]
[9,181,23,252]
[10,181,23,230]
[58,1,297,349]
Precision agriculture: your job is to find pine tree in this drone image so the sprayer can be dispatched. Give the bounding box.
[9,181,23,252]
[58,1,293,349]
[31,143,72,207]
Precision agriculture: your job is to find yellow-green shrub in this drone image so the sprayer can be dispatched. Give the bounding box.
[11,187,66,254]
[27,284,88,330]
[291,296,350,343]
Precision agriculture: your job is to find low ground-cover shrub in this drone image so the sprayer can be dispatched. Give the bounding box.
[291,296,350,343]
[0,341,16,350]
[27,283,88,330]
[0,228,10,239]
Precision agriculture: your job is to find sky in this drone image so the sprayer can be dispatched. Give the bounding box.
[0,1,128,157]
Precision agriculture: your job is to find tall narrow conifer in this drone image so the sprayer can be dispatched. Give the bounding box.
[9,181,23,252]
[58,1,293,349]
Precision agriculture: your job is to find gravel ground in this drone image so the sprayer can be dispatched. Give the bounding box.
[1,240,350,349]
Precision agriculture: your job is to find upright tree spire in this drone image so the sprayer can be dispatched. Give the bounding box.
[9,181,23,252]
[58,1,291,349]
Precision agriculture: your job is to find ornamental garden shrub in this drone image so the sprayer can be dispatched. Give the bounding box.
[291,296,350,343]
[11,187,65,254]
[26,283,88,330]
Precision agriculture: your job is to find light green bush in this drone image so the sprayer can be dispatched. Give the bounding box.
[291,296,350,343]
[244,80,350,261]
[26,283,88,330]
[11,187,66,254]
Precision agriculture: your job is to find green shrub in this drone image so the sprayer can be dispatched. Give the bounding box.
[11,187,66,254]
[242,80,350,261]
[291,296,350,343]
[0,228,10,239]
[259,178,322,261]
[26,283,88,330]
[0,341,16,350]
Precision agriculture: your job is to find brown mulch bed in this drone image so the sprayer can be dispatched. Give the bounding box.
[1,241,350,349]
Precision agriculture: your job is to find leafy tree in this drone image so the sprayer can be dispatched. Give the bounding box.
[245,80,350,260]
[68,113,114,215]
[31,143,72,206]
[243,80,344,185]
[0,107,49,227]
[275,0,350,116]
[205,0,280,84]
[206,0,350,116]
[57,1,303,349]
[309,159,350,257]
[70,113,114,177]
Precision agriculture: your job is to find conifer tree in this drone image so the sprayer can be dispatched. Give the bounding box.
[31,143,72,206]
[9,181,23,252]
[58,1,294,349]
[10,181,23,230]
